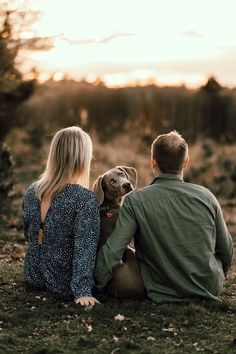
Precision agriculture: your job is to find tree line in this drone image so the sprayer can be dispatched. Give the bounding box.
[18,76,236,146]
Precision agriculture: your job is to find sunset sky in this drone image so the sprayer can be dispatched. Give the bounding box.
[22,0,236,87]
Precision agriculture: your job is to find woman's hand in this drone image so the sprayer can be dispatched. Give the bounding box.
[74,296,100,306]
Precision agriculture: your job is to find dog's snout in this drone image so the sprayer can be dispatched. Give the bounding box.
[122,182,132,190]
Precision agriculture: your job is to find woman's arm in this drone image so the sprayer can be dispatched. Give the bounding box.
[70,193,100,303]
[22,198,29,242]
[22,186,34,243]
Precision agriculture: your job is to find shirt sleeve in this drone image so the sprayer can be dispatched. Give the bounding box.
[22,197,29,242]
[70,194,100,299]
[22,185,34,242]
[214,200,234,276]
[94,196,137,289]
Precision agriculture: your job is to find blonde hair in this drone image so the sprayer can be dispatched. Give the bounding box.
[151,130,188,174]
[35,126,92,200]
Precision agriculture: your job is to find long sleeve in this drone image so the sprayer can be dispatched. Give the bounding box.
[22,185,35,242]
[22,198,29,242]
[94,196,137,288]
[70,194,100,299]
[214,202,234,275]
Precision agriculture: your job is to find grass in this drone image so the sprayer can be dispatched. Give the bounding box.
[0,259,236,354]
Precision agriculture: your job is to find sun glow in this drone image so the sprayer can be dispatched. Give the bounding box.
[21,0,236,87]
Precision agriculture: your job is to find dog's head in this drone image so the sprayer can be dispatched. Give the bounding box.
[92,166,138,205]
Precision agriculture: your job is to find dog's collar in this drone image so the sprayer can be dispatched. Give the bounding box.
[100,205,119,218]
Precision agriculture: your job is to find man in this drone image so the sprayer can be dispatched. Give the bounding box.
[95,131,234,302]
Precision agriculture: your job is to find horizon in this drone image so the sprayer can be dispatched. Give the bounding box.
[32,73,228,91]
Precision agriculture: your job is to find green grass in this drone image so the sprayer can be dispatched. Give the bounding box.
[0,179,235,353]
[0,263,236,354]
[0,225,235,354]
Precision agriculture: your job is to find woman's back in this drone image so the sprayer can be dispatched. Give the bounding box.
[23,183,100,299]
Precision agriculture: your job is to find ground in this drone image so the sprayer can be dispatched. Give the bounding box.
[0,245,235,354]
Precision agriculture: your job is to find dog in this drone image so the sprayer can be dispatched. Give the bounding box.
[92,166,145,299]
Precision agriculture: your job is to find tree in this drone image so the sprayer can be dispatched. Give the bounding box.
[199,76,232,140]
[0,1,52,202]
[0,0,52,141]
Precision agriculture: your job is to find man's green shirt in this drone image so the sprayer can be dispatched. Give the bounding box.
[95,173,234,303]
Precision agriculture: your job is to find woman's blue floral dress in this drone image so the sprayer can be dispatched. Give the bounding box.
[22,183,100,299]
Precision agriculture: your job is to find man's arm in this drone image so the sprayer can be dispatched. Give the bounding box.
[94,196,137,288]
[214,201,234,276]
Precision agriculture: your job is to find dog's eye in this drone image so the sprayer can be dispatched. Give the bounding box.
[110,179,115,185]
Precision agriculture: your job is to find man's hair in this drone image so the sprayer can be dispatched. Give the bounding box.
[151,131,188,174]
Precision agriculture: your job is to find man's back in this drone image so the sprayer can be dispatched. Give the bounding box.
[126,173,233,302]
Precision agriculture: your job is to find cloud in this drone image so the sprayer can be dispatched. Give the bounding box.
[61,32,138,45]
[181,31,204,38]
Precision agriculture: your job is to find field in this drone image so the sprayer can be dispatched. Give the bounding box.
[0,134,236,354]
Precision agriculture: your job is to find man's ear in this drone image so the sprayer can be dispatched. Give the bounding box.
[151,157,162,176]
[151,157,158,169]
[183,156,190,170]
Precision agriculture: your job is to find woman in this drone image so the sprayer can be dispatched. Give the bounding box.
[22,126,100,306]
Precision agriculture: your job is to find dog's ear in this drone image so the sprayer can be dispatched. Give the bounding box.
[92,175,104,204]
[116,166,138,189]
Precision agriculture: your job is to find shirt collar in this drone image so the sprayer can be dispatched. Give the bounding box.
[150,173,184,185]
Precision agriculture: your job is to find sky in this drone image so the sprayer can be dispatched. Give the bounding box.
[20,0,236,87]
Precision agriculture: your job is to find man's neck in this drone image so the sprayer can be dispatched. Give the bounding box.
[153,169,184,178]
